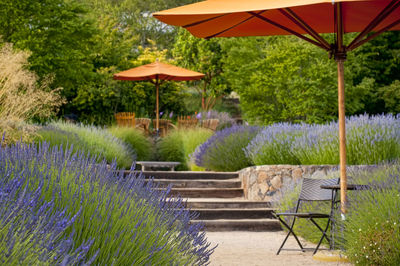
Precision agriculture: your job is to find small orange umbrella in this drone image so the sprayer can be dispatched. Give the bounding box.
[154,0,400,215]
[114,61,204,134]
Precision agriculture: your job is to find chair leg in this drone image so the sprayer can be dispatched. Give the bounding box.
[276,216,304,255]
[309,218,331,254]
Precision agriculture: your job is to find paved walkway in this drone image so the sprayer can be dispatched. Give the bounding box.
[206,231,352,266]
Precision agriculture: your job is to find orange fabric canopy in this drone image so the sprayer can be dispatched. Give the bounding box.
[113,61,205,81]
[153,0,400,39]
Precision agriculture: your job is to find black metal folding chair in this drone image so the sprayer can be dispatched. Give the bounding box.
[275,178,339,255]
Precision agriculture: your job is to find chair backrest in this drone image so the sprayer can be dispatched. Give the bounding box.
[298,178,339,201]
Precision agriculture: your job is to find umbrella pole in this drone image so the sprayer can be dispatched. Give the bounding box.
[337,58,347,217]
[156,79,160,135]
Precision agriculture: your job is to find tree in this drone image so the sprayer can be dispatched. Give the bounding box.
[0,0,97,103]
[221,36,372,124]
[173,29,228,110]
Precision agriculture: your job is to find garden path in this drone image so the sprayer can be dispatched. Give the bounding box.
[206,231,352,266]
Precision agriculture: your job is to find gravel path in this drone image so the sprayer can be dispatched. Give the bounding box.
[206,231,352,266]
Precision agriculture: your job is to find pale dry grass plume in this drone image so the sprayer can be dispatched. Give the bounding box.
[0,43,65,144]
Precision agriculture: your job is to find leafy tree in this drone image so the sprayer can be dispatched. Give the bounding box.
[221,36,371,124]
[0,0,96,103]
[351,31,400,114]
[173,29,228,110]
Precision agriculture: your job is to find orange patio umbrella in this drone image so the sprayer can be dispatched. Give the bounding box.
[153,0,400,215]
[113,61,204,134]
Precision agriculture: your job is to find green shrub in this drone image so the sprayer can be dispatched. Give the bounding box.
[108,126,154,161]
[339,165,400,265]
[39,121,134,169]
[157,131,188,171]
[178,128,214,170]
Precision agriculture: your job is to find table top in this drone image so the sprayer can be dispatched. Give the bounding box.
[136,161,181,166]
[320,184,370,190]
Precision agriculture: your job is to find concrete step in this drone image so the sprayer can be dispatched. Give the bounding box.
[167,188,244,198]
[152,179,241,188]
[192,219,282,232]
[190,208,275,220]
[126,171,239,180]
[186,199,274,209]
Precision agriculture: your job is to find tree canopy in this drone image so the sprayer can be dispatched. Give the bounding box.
[1,0,398,125]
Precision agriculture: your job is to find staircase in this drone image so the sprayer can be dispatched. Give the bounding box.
[137,171,282,232]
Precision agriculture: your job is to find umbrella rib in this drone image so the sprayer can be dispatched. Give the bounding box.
[248,11,329,50]
[183,14,229,28]
[347,0,400,50]
[205,11,265,39]
[348,18,400,51]
[279,8,331,50]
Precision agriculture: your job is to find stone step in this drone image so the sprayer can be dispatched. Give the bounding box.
[125,171,239,180]
[152,179,241,188]
[190,208,275,220]
[167,188,244,198]
[192,219,282,232]
[186,199,274,209]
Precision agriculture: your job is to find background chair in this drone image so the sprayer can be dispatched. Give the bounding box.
[275,178,339,255]
[115,112,135,127]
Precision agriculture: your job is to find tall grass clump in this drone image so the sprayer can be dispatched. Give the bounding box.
[177,128,214,170]
[0,142,215,264]
[39,121,134,168]
[0,43,64,145]
[157,131,188,170]
[338,165,400,265]
[108,126,154,161]
[192,125,260,171]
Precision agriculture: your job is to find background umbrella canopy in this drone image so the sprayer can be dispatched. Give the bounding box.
[113,61,204,81]
[153,0,400,40]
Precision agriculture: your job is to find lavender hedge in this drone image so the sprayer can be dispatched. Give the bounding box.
[192,125,260,171]
[246,114,400,166]
[0,141,215,264]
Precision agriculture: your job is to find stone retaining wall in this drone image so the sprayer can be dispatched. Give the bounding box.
[239,165,338,201]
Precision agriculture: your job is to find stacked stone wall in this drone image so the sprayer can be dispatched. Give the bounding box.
[239,165,338,201]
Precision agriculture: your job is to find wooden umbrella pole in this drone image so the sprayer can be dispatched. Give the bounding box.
[335,2,347,217]
[156,79,160,133]
[337,58,347,216]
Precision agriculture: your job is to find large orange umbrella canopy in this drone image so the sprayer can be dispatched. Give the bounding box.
[113,61,204,81]
[114,61,204,133]
[154,0,400,43]
[154,0,400,215]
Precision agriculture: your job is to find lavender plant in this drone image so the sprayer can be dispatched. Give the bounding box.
[246,114,400,166]
[0,142,215,264]
[192,125,260,171]
[346,114,400,165]
[245,123,303,165]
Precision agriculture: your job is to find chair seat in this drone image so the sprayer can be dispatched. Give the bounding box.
[276,212,330,218]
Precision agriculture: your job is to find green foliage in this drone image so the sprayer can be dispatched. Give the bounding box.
[0,0,96,103]
[38,121,134,168]
[340,166,400,265]
[108,126,154,161]
[178,128,214,170]
[173,29,228,110]
[157,131,188,171]
[221,36,371,124]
